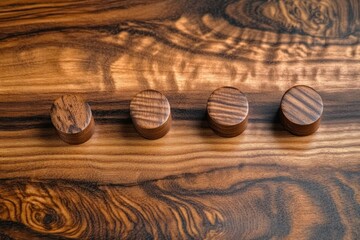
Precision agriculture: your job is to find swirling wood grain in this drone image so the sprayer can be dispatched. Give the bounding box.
[225,0,360,38]
[0,164,359,239]
[0,0,359,95]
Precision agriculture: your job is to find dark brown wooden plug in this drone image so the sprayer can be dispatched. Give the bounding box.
[207,87,249,138]
[50,95,95,144]
[280,85,323,136]
[130,90,172,140]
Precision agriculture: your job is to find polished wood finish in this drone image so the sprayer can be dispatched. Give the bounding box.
[50,95,95,144]
[207,86,249,137]
[1,165,359,239]
[130,89,171,139]
[0,0,359,239]
[280,85,323,136]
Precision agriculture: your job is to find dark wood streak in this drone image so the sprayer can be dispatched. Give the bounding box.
[0,91,358,130]
[0,164,359,239]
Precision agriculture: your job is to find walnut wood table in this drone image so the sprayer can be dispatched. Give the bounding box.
[0,1,359,239]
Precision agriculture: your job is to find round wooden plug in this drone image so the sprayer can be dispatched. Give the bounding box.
[130,90,172,140]
[50,95,95,144]
[280,85,323,136]
[207,87,249,137]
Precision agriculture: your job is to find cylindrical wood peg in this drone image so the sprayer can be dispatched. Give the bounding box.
[130,90,172,140]
[50,95,95,144]
[207,86,249,137]
[280,85,323,136]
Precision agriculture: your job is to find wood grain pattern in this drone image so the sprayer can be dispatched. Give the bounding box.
[130,89,171,139]
[280,85,323,136]
[0,165,359,239]
[207,87,249,137]
[50,95,95,144]
[0,0,359,238]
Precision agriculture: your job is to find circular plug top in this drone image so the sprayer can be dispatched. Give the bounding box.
[207,87,249,137]
[50,95,95,144]
[130,90,172,140]
[280,85,323,136]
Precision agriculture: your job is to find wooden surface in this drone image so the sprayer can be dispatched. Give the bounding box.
[0,0,359,239]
